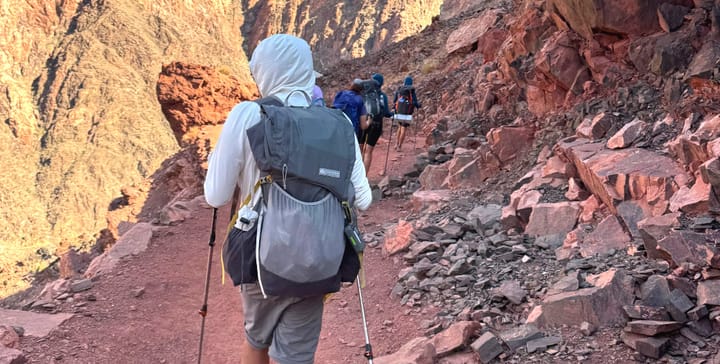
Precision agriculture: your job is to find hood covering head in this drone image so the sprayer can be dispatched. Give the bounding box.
[249,34,314,103]
[371,73,384,87]
[404,76,413,86]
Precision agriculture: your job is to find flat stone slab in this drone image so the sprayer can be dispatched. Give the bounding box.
[499,324,542,351]
[0,308,73,337]
[85,222,155,277]
[621,332,670,359]
[626,320,683,336]
[527,335,562,353]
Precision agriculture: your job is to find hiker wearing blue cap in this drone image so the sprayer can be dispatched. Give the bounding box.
[392,76,421,151]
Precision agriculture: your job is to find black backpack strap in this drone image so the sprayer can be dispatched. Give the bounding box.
[253,96,284,107]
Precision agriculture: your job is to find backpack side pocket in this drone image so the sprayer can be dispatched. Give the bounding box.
[222,226,258,286]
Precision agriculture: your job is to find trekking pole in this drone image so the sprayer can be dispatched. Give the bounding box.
[362,131,369,156]
[197,207,218,364]
[197,188,240,363]
[381,115,395,176]
[412,110,420,152]
[357,276,374,363]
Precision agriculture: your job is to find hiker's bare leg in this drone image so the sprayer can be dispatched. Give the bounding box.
[397,126,406,150]
[363,145,374,174]
[241,341,269,364]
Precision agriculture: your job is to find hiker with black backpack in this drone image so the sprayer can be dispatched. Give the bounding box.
[393,76,421,151]
[332,79,370,141]
[203,34,372,364]
[357,73,393,175]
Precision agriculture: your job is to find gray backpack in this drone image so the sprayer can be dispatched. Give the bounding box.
[245,94,359,298]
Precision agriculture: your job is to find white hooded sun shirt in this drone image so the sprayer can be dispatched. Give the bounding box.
[204,35,372,228]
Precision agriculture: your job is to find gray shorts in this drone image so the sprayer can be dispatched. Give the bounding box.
[240,284,324,364]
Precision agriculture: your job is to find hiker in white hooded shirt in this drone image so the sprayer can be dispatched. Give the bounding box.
[204,34,372,364]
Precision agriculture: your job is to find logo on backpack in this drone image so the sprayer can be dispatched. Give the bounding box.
[359,79,382,118]
[395,85,415,115]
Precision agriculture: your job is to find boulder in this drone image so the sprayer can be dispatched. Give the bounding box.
[638,213,682,260]
[526,336,563,353]
[486,126,535,163]
[542,156,574,178]
[493,280,527,305]
[547,272,580,295]
[578,215,632,257]
[565,177,590,201]
[668,115,720,172]
[374,337,436,364]
[445,146,501,189]
[419,164,449,190]
[628,30,695,76]
[432,321,482,357]
[437,352,479,364]
[446,10,501,54]
[499,324,543,351]
[526,269,634,328]
[621,332,670,359]
[516,190,543,224]
[700,157,720,188]
[384,220,415,255]
[470,332,504,363]
[582,48,633,87]
[686,40,720,81]
[655,230,719,268]
[556,138,684,216]
[526,84,566,116]
[607,118,646,149]
[657,3,690,32]
[576,113,615,140]
[477,29,508,63]
[85,223,155,277]
[669,178,710,215]
[534,31,591,95]
[0,346,26,364]
[412,190,453,213]
[579,195,602,223]
[697,279,720,306]
[616,201,653,238]
[640,275,671,307]
[0,325,20,349]
[524,202,581,237]
[549,0,676,40]
[466,204,502,231]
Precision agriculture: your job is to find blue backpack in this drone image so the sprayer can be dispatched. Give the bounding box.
[332,90,361,134]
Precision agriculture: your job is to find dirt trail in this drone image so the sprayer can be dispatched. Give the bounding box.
[20,120,430,363]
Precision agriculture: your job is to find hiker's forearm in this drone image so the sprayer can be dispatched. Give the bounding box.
[351,139,372,210]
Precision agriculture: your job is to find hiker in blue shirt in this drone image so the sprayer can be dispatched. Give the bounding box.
[392,76,421,151]
[332,79,369,141]
[358,73,394,174]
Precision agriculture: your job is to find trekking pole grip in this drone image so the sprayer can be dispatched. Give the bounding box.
[208,208,217,247]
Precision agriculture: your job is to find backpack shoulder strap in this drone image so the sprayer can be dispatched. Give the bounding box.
[253,96,284,107]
